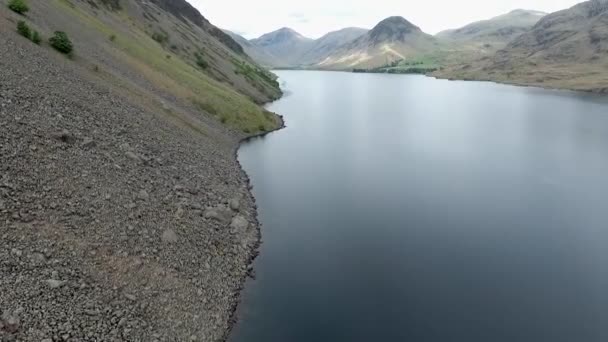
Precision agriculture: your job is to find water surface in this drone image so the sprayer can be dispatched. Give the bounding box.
[232,71,608,342]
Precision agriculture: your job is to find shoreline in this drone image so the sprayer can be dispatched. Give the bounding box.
[223,111,287,341]
[430,72,608,95]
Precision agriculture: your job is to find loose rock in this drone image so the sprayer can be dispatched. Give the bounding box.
[161,229,178,244]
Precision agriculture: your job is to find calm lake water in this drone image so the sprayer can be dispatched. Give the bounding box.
[231,71,608,342]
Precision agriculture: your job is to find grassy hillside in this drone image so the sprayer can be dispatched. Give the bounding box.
[8,0,283,134]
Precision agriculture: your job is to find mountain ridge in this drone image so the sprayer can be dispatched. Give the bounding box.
[435,0,608,92]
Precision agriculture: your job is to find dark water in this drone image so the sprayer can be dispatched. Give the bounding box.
[231,71,608,342]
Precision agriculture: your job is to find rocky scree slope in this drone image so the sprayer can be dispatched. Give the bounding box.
[0,0,281,341]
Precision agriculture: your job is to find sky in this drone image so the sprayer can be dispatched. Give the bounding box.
[189,0,582,39]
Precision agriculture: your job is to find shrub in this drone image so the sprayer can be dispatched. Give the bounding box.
[8,0,29,14]
[151,31,168,44]
[258,124,266,132]
[109,34,116,42]
[194,53,208,70]
[16,20,31,39]
[49,31,74,55]
[31,30,41,44]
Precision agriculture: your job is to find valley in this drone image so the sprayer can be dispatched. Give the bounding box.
[232,1,608,92]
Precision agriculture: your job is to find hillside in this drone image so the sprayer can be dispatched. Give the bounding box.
[0,0,283,341]
[315,16,440,70]
[437,9,546,48]
[435,0,608,92]
[249,27,315,67]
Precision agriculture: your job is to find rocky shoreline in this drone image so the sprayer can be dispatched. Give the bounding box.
[0,18,281,342]
[224,114,286,341]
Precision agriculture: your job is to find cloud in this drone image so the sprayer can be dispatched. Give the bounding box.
[289,12,311,23]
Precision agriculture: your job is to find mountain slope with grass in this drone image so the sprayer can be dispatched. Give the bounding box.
[315,16,441,70]
[1,0,284,341]
[435,0,608,92]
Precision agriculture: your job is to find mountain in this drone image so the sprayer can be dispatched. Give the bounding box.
[298,27,369,65]
[225,30,283,67]
[315,16,440,70]
[1,0,283,340]
[436,0,608,92]
[250,28,315,67]
[437,9,547,48]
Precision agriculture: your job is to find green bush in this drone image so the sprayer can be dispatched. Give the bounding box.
[151,31,168,44]
[8,0,29,14]
[49,31,74,55]
[109,34,116,42]
[16,21,31,39]
[194,52,208,70]
[31,30,41,44]
[258,124,266,132]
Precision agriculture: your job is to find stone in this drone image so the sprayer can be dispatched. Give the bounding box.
[230,215,249,231]
[2,314,20,333]
[229,198,240,211]
[81,138,96,148]
[125,151,141,163]
[137,190,149,201]
[161,229,178,244]
[45,279,66,289]
[54,129,75,144]
[203,207,232,223]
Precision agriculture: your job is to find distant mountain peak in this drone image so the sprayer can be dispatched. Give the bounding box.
[507,9,547,16]
[368,16,423,43]
[253,27,311,44]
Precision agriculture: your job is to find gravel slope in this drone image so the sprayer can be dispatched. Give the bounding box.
[1,14,261,342]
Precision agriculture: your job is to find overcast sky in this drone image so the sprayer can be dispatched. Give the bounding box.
[189,0,582,39]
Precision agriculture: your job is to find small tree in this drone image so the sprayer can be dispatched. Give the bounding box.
[31,30,41,44]
[8,0,29,14]
[16,21,31,39]
[49,31,74,55]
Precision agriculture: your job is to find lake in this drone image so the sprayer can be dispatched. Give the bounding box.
[231,71,608,342]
